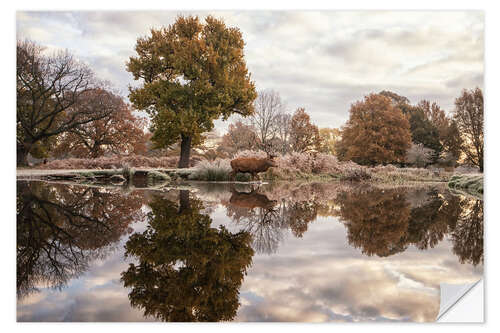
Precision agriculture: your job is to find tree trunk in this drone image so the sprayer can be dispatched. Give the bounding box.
[17,143,31,167]
[179,190,190,212]
[178,134,192,168]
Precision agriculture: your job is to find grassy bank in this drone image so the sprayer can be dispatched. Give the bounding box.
[18,164,453,185]
[448,174,483,198]
[26,152,459,185]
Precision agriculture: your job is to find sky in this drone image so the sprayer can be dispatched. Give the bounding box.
[16,11,484,133]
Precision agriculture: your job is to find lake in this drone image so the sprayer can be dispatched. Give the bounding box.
[16,180,483,322]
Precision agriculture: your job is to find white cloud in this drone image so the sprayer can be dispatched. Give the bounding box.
[16,10,483,131]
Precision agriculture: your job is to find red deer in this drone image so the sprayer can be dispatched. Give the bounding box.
[229,189,277,210]
[229,154,277,181]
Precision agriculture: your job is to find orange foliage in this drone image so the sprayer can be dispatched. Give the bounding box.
[338,94,412,165]
[53,90,148,158]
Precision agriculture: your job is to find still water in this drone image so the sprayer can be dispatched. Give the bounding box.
[16,180,483,322]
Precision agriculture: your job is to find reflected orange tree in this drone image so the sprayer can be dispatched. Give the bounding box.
[121,191,254,322]
[336,188,411,257]
[336,186,483,266]
[16,181,145,299]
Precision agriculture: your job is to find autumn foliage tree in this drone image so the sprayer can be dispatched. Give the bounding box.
[337,94,412,166]
[127,15,257,168]
[53,89,148,158]
[16,40,113,165]
[418,100,462,165]
[318,127,341,155]
[453,87,483,172]
[380,90,462,165]
[290,108,321,153]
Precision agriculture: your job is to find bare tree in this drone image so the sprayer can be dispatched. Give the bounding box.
[250,90,285,152]
[274,112,292,154]
[453,87,483,172]
[16,40,112,165]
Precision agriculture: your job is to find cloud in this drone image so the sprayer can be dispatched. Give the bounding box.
[16,11,483,131]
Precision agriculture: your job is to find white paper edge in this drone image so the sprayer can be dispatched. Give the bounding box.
[437,279,484,322]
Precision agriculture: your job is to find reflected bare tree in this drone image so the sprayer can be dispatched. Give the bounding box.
[16,181,145,299]
[450,197,483,266]
[225,188,284,254]
[224,187,320,253]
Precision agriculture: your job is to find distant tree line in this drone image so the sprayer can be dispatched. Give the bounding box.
[334,89,483,171]
[17,14,484,173]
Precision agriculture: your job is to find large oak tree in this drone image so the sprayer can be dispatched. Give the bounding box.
[127,15,257,168]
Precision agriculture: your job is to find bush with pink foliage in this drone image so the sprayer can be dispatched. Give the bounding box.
[39,155,181,170]
[233,150,268,159]
[275,152,341,174]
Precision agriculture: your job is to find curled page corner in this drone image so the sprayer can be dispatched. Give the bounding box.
[437,279,483,322]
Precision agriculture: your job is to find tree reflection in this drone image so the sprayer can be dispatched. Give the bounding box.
[16,181,144,299]
[336,188,411,257]
[405,190,461,250]
[224,188,320,253]
[335,186,483,265]
[450,197,483,266]
[121,191,254,322]
[225,188,283,254]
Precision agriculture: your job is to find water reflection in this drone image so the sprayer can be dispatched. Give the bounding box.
[16,181,145,299]
[121,191,254,322]
[224,186,320,253]
[221,184,483,266]
[336,186,483,265]
[16,181,483,322]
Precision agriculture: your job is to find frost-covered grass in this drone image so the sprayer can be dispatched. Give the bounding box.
[231,150,453,183]
[448,174,483,197]
[38,155,181,169]
[370,165,451,184]
[188,159,232,181]
[31,150,460,184]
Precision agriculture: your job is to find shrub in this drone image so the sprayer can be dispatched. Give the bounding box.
[448,174,483,196]
[339,165,372,181]
[311,153,340,173]
[188,159,232,181]
[277,152,340,174]
[278,152,314,173]
[235,172,252,182]
[121,163,135,181]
